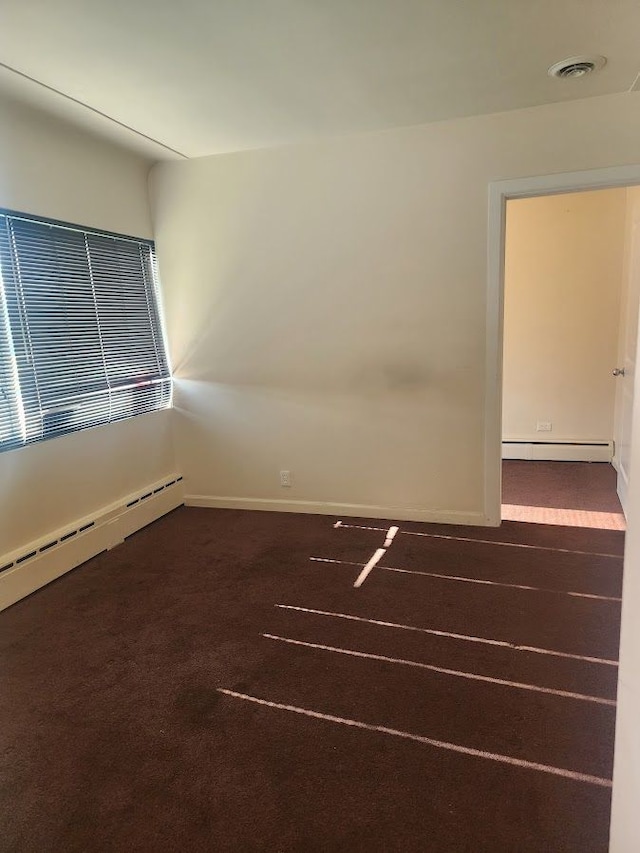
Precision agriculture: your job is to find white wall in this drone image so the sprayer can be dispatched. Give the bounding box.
[503,189,626,444]
[150,90,640,523]
[0,95,176,555]
[611,189,640,850]
[613,188,640,509]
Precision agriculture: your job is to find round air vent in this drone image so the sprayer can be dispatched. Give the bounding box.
[548,55,606,79]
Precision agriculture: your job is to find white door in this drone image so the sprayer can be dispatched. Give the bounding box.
[614,188,640,513]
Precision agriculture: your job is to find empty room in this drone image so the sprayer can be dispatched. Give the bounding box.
[1,2,640,851]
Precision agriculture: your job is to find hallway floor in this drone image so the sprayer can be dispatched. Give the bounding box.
[502,461,626,531]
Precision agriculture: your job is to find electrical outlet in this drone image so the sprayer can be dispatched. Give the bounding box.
[536,421,552,432]
[280,470,292,487]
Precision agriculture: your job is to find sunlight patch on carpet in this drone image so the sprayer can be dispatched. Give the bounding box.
[501,504,626,531]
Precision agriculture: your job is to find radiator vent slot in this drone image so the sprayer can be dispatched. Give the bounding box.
[1,476,182,576]
[16,551,37,564]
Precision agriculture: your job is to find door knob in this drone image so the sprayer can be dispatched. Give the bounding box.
[613,368,626,376]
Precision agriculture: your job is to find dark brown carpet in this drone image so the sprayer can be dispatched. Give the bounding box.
[0,508,624,852]
[502,460,623,513]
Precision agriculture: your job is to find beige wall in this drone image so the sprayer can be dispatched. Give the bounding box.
[150,90,640,523]
[0,94,176,555]
[503,190,626,443]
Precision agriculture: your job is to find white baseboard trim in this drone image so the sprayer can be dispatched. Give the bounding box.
[502,440,613,463]
[185,494,487,526]
[0,474,184,612]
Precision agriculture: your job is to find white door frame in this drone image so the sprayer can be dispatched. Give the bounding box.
[484,164,640,524]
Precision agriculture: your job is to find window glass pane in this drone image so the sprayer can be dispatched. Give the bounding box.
[88,234,165,385]
[10,220,109,440]
[0,211,171,449]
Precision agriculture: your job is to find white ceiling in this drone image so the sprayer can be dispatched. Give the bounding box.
[1,0,639,160]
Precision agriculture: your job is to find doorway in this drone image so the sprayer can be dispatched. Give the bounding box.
[484,164,640,527]
[500,188,632,531]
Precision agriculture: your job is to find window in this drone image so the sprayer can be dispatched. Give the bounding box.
[0,211,171,451]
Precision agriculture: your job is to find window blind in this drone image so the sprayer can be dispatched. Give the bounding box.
[0,274,23,448]
[0,211,171,450]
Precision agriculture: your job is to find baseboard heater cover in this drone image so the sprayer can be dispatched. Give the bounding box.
[502,440,613,462]
[0,474,184,612]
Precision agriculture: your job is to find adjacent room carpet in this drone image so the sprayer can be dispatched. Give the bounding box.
[502,461,625,530]
[0,506,623,851]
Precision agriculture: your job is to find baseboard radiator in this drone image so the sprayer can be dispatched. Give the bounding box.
[0,474,184,612]
[502,440,613,463]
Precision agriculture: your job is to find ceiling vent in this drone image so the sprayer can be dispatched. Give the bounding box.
[548,55,606,79]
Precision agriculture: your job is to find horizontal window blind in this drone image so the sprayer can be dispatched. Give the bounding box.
[0,275,23,449]
[0,211,171,450]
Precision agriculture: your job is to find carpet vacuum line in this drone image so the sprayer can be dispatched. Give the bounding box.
[311,557,621,601]
[275,604,618,666]
[261,633,615,705]
[333,520,622,560]
[218,689,612,788]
